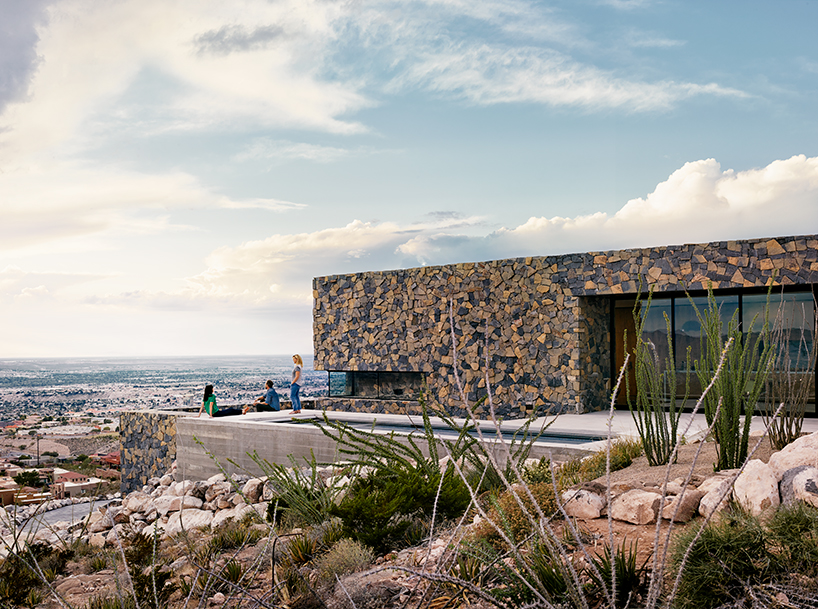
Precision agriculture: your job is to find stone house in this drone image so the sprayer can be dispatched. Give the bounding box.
[313,234,817,418]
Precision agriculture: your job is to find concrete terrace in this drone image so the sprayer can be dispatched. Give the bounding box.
[135,405,818,485]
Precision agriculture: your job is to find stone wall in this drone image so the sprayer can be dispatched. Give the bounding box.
[313,234,818,416]
[120,410,178,493]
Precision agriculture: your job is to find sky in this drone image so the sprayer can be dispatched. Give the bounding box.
[1,0,817,358]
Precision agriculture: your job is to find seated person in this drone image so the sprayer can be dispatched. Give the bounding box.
[243,380,280,413]
[197,384,243,417]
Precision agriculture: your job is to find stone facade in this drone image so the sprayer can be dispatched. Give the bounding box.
[120,410,178,493]
[313,235,818,417]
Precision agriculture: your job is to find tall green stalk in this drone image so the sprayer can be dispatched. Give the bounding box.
[626,290,689,466]
[693,287,775,470]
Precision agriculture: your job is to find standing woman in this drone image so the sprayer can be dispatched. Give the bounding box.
[290,354,303,413]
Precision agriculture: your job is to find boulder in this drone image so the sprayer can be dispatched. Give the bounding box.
[768,431,818,480]
[779,466,812,506]
[206,473,226,485]
[251,502,269,521]
[242,478,264,504]
[123,492,154,514]
[210,506,239,530]
[89,533,106,548]
[164,509,214,537]
[561,489,606,520]
[154,496,177,517]
[205,481,232,503]
[168,496,204,512]
[89,512,113,534]
[159,474,173,486]
[733,460,779,516]
[610,490,661,525]
[188,480,209,500]
[662,490,704,523]
[699,477,733,518]
[792,467,818,508]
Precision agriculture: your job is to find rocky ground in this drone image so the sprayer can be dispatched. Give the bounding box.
[8,431,818,609]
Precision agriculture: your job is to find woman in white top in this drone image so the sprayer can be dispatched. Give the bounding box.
[290,354,303,413]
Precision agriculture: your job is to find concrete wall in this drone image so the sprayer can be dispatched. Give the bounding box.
[314,234,818,416]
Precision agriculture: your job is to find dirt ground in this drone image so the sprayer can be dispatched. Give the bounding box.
[572,435,778,568]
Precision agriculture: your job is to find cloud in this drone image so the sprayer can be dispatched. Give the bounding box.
[0,266,105,301]
[399,44,743,111]
[0,0,372,163]
[193,24,288,55]
[0,161,303,252]
[0,0,746,167]
[175,155,818,308]
[234,139,361,164]
[0,0,50,113]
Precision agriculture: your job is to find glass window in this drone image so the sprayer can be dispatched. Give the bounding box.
[639,299,672,371]
[328,371,353,397]
[328,371,425,399]
[674,295,738,373]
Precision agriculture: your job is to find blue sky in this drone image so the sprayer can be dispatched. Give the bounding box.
[1,0,817,357]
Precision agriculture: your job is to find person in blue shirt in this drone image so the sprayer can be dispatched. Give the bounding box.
[244,380,280,413]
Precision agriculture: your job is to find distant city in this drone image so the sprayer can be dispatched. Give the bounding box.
[0,355,327,420]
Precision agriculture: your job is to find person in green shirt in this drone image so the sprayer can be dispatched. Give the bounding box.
[197,384,242,417]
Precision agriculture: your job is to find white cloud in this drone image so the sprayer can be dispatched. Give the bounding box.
[0,0,371,163]
[0,161,302,252]
[235,139,360,164]
[399,44,742,110]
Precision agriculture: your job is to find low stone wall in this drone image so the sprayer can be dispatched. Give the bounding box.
[316,397,424,416]
[120,410,179,493]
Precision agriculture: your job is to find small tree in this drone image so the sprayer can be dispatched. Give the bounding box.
[13,470,41,488]
[626,289,690,466]
[693,286,775,470]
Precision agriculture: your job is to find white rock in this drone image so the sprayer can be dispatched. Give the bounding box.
[768,431,818,480]
[168,496,204,512]
[733,460,780,516]
[251,502,269,521]
[89,533,106,548]
[610,490,661,525]
[792,468,818,508]
[154,496,177,517]
[210,507,238,530]
[124,492,155,514]
[561,489,606,520]
[159,474,174,486]
[699,478,734,518]
[205,481,232,503]
[206,473,226,485]
[164,509,214,537]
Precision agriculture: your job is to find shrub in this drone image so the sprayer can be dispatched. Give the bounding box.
[474,481,557,547]
[332,464,469,554]
[767,501,818,577]
[209,519,265,553]
[315,538,374,584]
[286,534,317,566]
[587,539,646,608]
[671,507,772,609]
